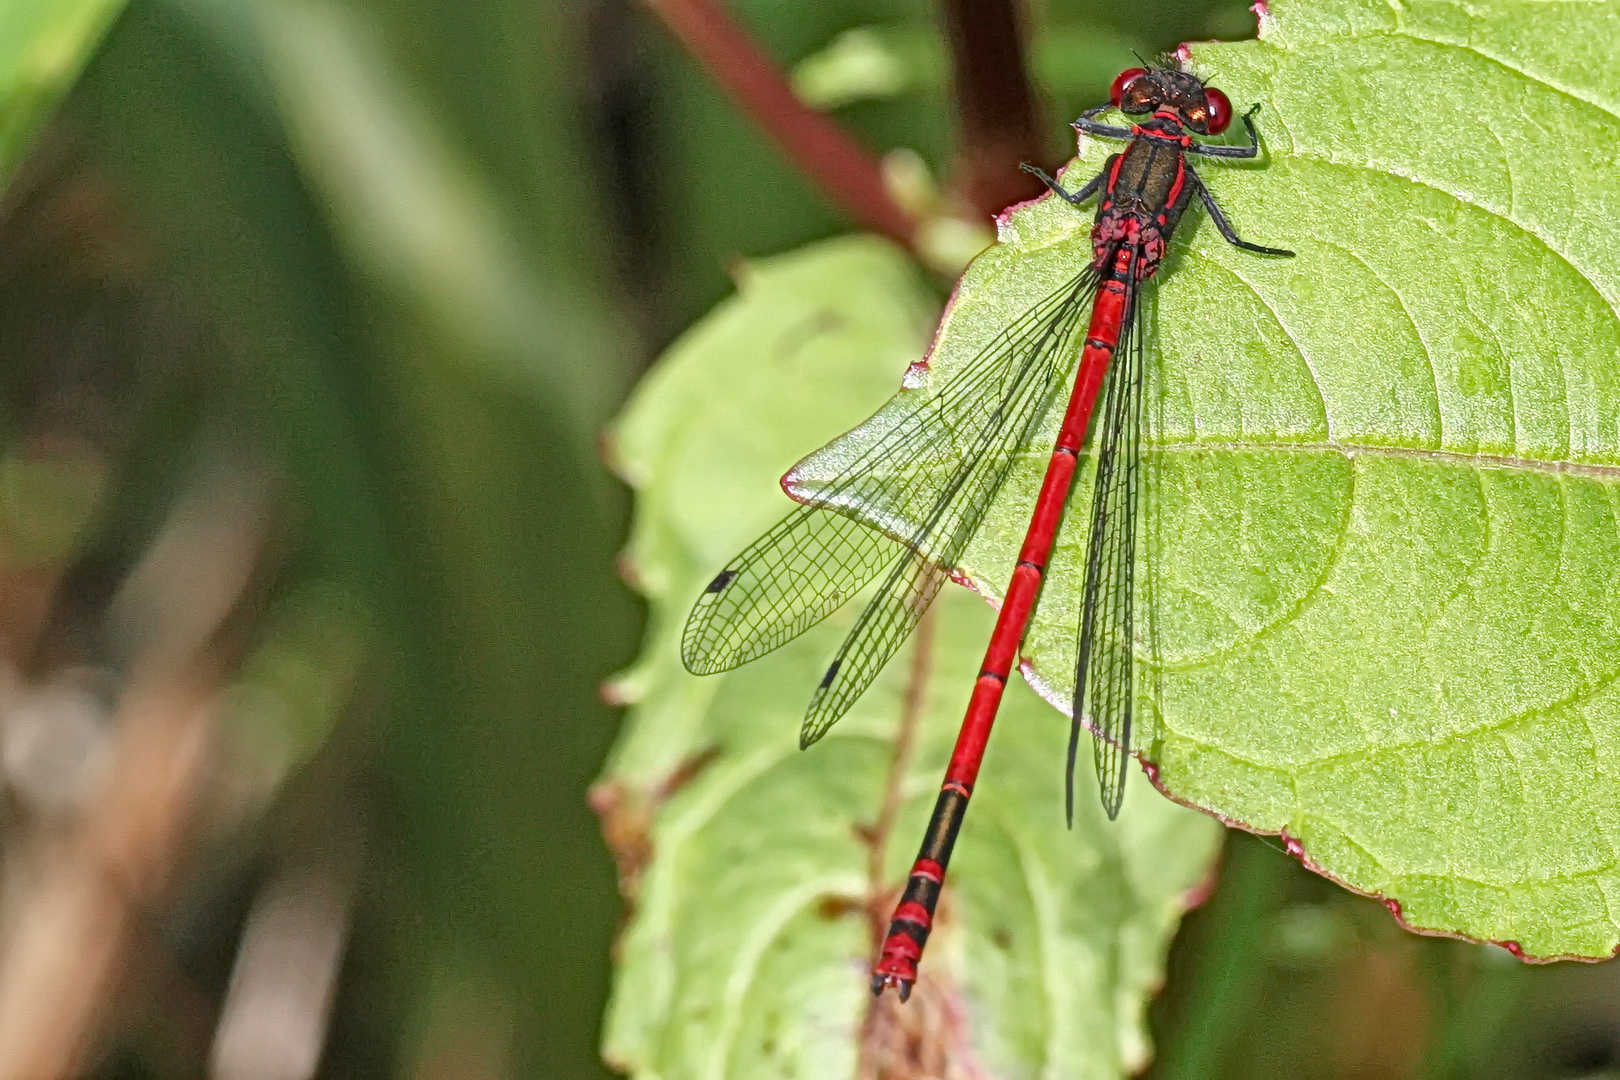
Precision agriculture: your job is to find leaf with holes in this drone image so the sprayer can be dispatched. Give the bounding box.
[599,236,1222,1079]
[794,0,1620,960]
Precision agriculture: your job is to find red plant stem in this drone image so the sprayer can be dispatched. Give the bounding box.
[938,0,1046,217]
[640,0,917,246]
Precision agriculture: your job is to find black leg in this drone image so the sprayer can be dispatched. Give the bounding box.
[1020,163,1103,207]
[1072,102,1132,141]
[1190,170,1293,256]
[1189,103,1264,160]
[1074,117,1134,140]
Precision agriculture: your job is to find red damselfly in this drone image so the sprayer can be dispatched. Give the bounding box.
[682,66,1293,1000]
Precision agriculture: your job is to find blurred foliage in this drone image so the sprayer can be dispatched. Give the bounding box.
[4,0,1620,1077]
[7,0,635,1074]
[0,0,126,182]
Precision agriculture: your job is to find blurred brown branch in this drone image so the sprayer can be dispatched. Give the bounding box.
[638,0,918,246]
[938,0,1047,217]
[639,0,1052,237]
[0,669,218,1079]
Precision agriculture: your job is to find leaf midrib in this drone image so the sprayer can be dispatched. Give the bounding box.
[1147,442,1620,479]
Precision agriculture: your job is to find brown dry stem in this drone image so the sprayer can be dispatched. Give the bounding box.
[856,606,983,1079]
[0,462,269,1077]
[862,605,936,920]
[0,669,218,1078]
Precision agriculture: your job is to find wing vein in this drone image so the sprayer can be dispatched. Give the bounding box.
[1070,262,1145,820]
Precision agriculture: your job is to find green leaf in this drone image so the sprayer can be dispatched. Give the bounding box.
[0,0,126,186]
[601,237,1221,1078]
[803,0,1620,960]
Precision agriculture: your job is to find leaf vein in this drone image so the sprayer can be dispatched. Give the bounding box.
[1150,442,1620,480]
[1296,663,1620,771]
[1395,28,1620,126]
[1192,254,1333,432]
[1316,238,1445,441]
[1149,452,1356,675]
[1279,153,1620,321]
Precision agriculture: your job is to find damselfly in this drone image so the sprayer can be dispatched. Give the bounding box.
[682,66,1293,999]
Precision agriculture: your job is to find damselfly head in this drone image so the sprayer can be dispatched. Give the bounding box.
[1108,67,1233,136]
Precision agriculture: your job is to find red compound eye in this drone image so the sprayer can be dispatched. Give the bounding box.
[1109,67,1148,107]
[1204,86,1233,133]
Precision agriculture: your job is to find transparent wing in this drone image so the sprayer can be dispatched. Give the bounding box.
[1070,274,1145,821]
[682,510,901,674]
[798,553,947,747]
[800,271,1100,746]
[684,270,1098,686]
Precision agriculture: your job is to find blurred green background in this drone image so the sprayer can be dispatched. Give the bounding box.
[5,0,1620,1077]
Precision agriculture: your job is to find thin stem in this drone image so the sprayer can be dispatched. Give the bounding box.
[864,603,936,926]
[937,0,1046,217]
[640,0,917,246]
[855,605,942,1080]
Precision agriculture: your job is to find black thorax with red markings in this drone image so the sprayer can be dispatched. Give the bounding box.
[1091,114,1198,279]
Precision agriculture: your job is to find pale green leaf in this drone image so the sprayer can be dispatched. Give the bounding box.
[601,237,1222,1079]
